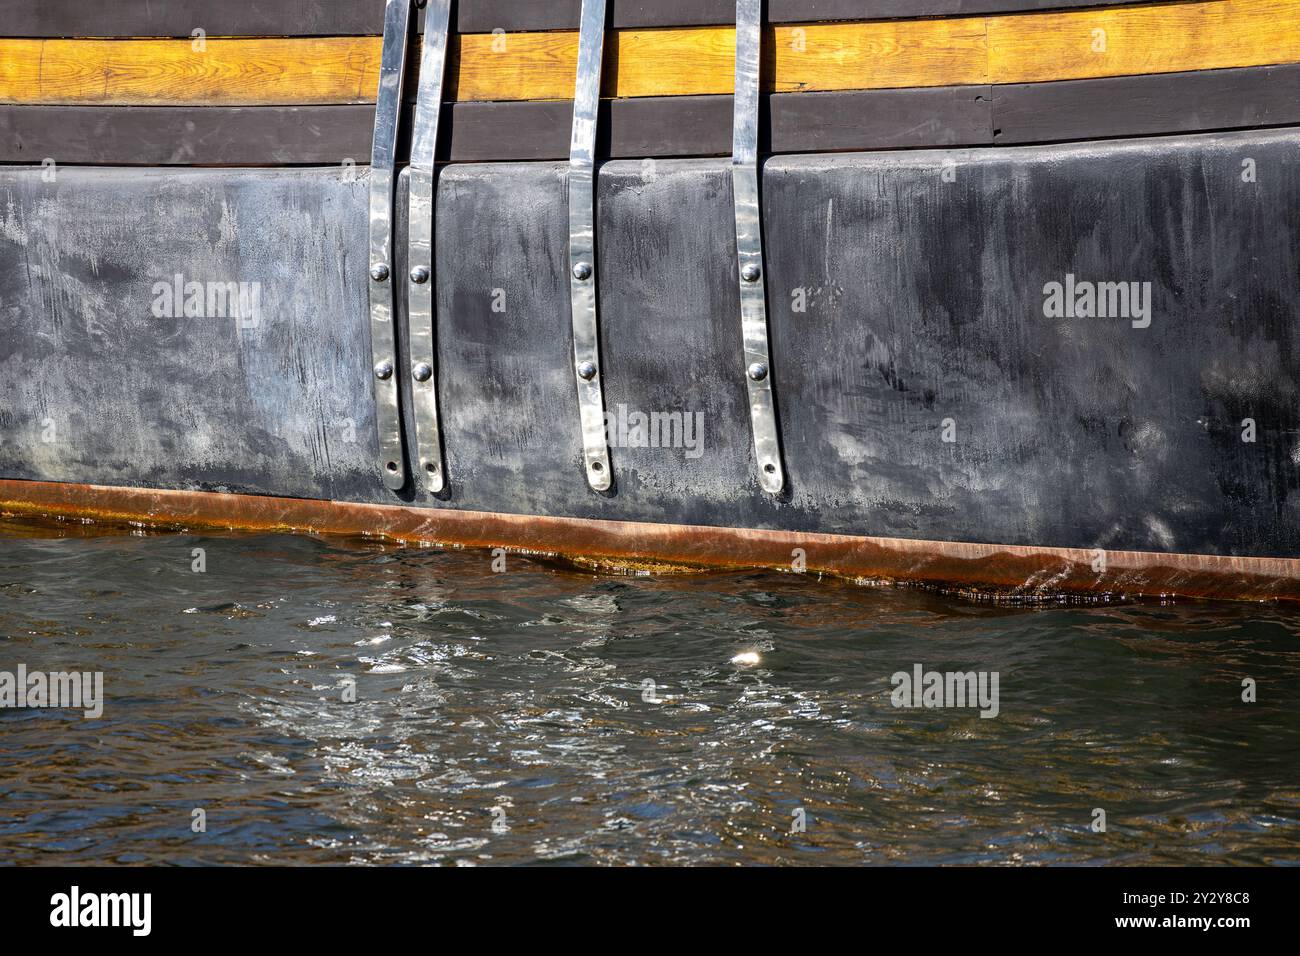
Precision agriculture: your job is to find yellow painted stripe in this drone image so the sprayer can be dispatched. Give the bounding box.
[0,0,1295,106]
[455,17,991,100]
[0,36,383,106]
[987,0,1300,82]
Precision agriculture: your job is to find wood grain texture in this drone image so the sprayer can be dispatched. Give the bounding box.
[0,37,384,106]
[442,86,994,161]
[457,0,1212,31]
[0,104,383,164]
[0,0,1296,105]
[6,0,387,38]
[452,19,992,101]
[3,1,1209,38]
[993,62,1300,142]
[458,0,1300,100]
[987,0,1300,83]
[5,65,1296,164]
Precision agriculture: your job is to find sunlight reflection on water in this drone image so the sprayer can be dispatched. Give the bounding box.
[1,521,1298,865]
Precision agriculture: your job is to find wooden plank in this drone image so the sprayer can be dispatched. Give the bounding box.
[0,92,989,165]
[0,37,384,106]
[452,19,992,100]
[3,1,1207,37]
[460,0,1300,100]
[0,104,381,164]
[768,85,993,151]
[447,69,1300,155]
[2,1,1297,106]
[993,62,1300,142]
[453,0,1300,101]
[988,0,1300,83]
[4,65,1296,164]
[456,0,1195,30]
[5,1,387,38]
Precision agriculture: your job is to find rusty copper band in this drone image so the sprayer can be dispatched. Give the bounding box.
[2,479,1298,603]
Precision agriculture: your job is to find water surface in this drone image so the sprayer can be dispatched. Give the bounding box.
[1,518,1297,865]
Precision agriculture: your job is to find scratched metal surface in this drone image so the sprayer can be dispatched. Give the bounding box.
[2,128,1299,557]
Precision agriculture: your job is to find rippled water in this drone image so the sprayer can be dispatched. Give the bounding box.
[1,517,1298,865]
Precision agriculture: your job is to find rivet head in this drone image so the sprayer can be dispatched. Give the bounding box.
[409,265,430,284]
[412,362,433,382]
[373,360,394,381]
[577,360,597,381]
[741,263,762,282]
[747,362,769,382]
[370,263,390,282]
[572,261,593,281]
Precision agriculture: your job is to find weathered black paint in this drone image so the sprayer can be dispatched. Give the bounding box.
[0,167,377,500]
[2,128,1298,558]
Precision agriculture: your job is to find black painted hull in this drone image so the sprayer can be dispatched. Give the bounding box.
[2,127,1299,596]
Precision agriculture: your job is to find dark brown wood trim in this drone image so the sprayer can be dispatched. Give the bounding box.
[464,65,1300,157]
[769,86,995,153]
[7,1,386,38]
[0,105,382,166]
[5,0,1208,38]
[4,65,1296,166]
[2,478,1297,603]
[444,86,997,161]
[458,0,1212,31]
[993,63,1300,143]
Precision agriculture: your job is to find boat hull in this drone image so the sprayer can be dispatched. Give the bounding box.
[3,129,1299,599]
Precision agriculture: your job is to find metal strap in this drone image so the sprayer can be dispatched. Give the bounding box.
[406,0,452,493]
[567,0,613,492]
[367,0,413,491]
[732,0,785,493]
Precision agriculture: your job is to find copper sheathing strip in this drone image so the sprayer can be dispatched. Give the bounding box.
[2,479,1298,603]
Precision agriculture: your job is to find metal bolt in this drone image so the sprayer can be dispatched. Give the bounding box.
[572,261,593,281]
[409,265,430,284]
[741,263,762,283]
[370,263,390,282]
[577,360,597,381]
[374,360,394,381]
[747,362,768,382]
[412,362,433,382]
